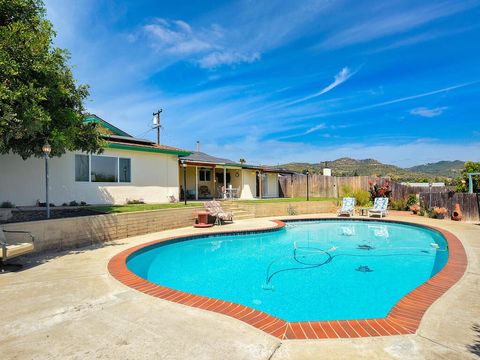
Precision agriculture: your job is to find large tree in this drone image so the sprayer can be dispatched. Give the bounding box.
[0,0,103,159]
[456,161,480,193]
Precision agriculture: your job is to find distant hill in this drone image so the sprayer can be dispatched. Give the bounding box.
[407,160,464,178]
[275,158,464,182]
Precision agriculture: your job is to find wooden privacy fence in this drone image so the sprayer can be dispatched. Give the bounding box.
[279,174,449,200]
[279,174,374,198]
[419,192,480,222]
[389,182,447,200]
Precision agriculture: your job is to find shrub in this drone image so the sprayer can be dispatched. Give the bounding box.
[126,199,145,205]
[353,190,370,206]
[0,201,15,208]
[406,194,417,207]
[390,199,408,211]
[340,184,353,197]
[287,204,297,215]
[410,204,420,214]
[80,201,88,206]
[69,200,79,206]
[432,207,448,219]
[368,178,392,201]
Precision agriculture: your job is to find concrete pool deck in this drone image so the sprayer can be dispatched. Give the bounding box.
[1,214,479,359]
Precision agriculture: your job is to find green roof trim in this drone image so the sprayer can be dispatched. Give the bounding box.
[84,115,132,137]
[106,142,191,156]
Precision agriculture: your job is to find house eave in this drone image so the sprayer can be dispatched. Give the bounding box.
[106,143,192,156]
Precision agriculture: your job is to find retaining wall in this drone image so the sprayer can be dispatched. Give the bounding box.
[238,201,337,218]
[2,201,337,253]
[2,207,201,252]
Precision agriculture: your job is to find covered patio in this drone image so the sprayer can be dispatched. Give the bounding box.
[178,152,282,200]
[178,152,243,200]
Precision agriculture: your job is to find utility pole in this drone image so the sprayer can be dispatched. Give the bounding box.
[152,109,163,145]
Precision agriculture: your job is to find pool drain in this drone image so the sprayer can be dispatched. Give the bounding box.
[357,244,375,251]
[355,265,373,273]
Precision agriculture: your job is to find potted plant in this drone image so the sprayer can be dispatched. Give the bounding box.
[410,203,420,215]
[432,207,448,219]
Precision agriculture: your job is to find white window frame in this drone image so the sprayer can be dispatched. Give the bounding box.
[75,154,132,183]
[199,168,211,182]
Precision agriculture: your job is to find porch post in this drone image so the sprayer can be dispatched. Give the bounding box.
[195,166,198,200]
[212,165,216,200]
[259,171,263,199]
[241,169,244,199]
[223,167,227,199]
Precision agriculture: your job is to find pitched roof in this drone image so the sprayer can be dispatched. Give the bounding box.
[84,114,132,137]
[83,114,191,156]
[107,141,191,156]
[179,151,238,165]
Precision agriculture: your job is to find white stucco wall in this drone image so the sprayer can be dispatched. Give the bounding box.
[265,173,279,198]
[0,149,179,206]
[240,170,257,199]
[239,171,279,199]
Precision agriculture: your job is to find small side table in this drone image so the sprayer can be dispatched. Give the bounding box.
[193,211,214,228]
[359,208,369,216]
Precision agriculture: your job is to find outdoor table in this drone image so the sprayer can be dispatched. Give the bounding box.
[225,188,238,199]
[359,208,369,216]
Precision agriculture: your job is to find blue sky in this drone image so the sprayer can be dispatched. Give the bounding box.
[44,0,480,167]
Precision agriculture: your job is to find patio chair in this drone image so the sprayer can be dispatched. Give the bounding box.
[1,228,35,272]
[204,201,233,225]
[368,198,389,218]
[337,197,356,217]
[199,186,211,198]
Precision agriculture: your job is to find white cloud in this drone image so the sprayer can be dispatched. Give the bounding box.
[144,20,214,55]
[198,51,260,69]
[320,1,477,49]
[315,82,478,117]
[284,67,356,107]
[304,123,327,134]
[143,18,262,68]
[410,106,448,118]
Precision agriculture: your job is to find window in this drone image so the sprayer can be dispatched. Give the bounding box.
[75,155,89,181]
[199,168,211,181]
[75,154,131,183]
[119,158,131,182]
[91,155,117,182]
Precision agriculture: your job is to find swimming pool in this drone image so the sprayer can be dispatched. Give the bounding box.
[126,220,449,322]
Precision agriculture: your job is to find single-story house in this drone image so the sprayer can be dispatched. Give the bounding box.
[0,115,289,206]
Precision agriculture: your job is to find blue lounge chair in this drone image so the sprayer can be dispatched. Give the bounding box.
[337,197,356,217]
[368,197,389,218]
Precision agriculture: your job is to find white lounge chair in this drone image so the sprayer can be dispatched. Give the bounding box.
[368,198,389,218]
[337,197,355,217]
[1,228,35,272]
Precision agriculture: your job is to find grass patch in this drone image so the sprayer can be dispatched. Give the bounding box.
[237,197,337,204]
[90,203,202,214]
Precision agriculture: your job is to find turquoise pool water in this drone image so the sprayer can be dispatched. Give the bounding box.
[127,220,448,322]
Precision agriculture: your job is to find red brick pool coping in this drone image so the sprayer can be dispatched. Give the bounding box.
[108,219,467,340]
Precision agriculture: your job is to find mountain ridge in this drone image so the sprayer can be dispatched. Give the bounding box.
[274,158,464,181]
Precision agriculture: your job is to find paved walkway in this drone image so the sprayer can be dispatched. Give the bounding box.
[1,214,479,359]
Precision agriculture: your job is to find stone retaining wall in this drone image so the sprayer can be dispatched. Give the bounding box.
[239,201,337,218]
[2,207,201,252]
[2,201,337,253]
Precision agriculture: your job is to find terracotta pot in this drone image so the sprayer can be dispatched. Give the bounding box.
[451,203,462,221]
